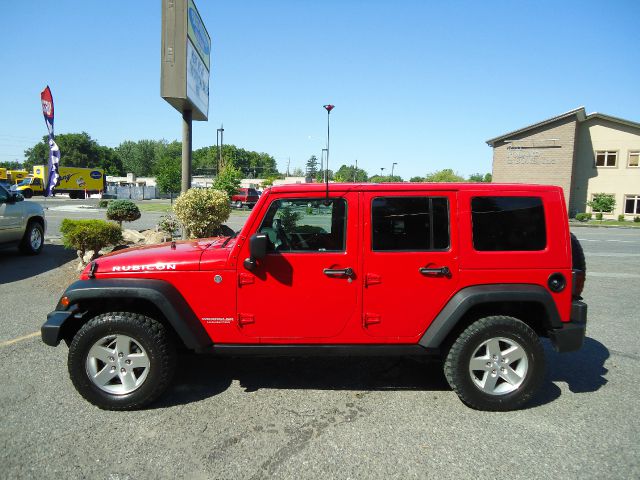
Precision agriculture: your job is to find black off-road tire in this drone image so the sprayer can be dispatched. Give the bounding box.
[68,312,176,410]
[444,316,545,411]
[22,189,33,198]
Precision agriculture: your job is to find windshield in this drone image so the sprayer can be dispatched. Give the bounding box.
[18,178,32,186]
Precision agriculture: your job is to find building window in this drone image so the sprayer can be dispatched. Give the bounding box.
[595,151,617,167]
[629,151,640,168]
[625,195,640,215]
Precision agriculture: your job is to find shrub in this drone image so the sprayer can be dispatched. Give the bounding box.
[173,188,231,238]
[277,205,301,231]
[587,193,616,214]
[618,214,625,222]
[595,212,603,221]
[575,213,591,222]
[158,214,181,240]
[634,216,640,223]
[60,219,123,263]
[106,200,141,227]
[98,199,110,208]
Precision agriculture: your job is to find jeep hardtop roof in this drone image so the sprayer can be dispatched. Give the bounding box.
[267,182,563,194]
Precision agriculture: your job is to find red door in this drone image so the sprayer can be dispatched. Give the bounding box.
[236,193,361,340]
[361,191,459,339]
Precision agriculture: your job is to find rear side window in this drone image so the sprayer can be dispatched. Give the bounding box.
[372,197,450,251]
[471,196,546,251]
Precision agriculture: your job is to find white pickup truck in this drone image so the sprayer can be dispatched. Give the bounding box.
[0,184,46,254]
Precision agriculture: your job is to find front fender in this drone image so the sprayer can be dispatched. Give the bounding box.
[43,278,212,351]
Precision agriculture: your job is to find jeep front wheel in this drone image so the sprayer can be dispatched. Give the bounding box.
[444,316,545,411]
[68,312,176,410]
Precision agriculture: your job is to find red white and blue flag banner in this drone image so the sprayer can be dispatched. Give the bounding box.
[41,86,60,197]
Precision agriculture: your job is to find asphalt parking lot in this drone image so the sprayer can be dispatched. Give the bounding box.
[1,225,639,479]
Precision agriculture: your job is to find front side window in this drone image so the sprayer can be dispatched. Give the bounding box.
[595,151,617,167]
[371,197,450,251]
[628,151,639,168]
[472,196,546,251]
[624,195,640,214]
[259,198,346,252]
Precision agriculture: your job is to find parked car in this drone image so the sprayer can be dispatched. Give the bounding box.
[0,184,46,254]
[231,187,260,208]
[42,182,587,411]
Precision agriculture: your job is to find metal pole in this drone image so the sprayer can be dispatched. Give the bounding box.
[354,159,358,182]
[181,109,192,193]
[220,124,224,169]
[216,128,220,175]
[391,162,397,179]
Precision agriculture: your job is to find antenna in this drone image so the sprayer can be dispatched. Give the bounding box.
[323,104,334,204]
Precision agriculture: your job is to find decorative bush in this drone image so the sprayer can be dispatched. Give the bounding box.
[575,213,592,222]
[158,214,181,240]
[595,212,603,221]
[60,219,123,263]
[634,216,640,223]
[617,214,625,222]
[98,199,110,208]
[106,200,141,227]
[173,188,231,238]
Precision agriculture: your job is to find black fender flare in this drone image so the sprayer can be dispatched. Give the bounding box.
[419,284,562,349]
[50,278,212,351]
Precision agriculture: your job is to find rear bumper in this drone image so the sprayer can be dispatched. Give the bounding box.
[548,300,587,353]
[41,310,74,346]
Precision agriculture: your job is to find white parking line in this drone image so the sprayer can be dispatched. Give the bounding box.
[0,331,40,348]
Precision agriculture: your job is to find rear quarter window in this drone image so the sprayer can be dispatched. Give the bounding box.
[471,196,546,251]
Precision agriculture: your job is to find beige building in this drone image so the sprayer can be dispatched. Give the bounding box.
[487,107,640,218]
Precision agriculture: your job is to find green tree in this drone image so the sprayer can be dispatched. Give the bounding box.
[409,176,425,182]
[334,164,368,182]
[0,161,24,170]
[213,164,243,199]
[114,139,162,176]
[24,132,108,171]
[106,200,142,227]
[423,169,465,182]
[306,155,319,178]
[468,172,492,182]
[291,167,305,177]
[369,175,402,183]
[155,156,181,194]
[587,193,616,214]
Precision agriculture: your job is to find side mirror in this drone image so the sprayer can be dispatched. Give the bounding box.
[12,193,24,202]
[244,233,267,271]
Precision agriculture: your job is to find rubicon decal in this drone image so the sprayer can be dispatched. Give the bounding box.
[112,264,177,272]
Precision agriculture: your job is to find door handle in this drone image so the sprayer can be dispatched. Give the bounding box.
[323,267,354,277]
[419,266,451,277]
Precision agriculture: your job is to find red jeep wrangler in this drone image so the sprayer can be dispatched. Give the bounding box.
[42,183,587,411]
[231,187,260,209]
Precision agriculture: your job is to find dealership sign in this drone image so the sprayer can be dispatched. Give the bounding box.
[161,0,211,121]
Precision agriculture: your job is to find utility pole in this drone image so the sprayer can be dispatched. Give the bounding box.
[286,157,290,177]
[354,159,358,182]
[181,109,192,193]
[391,162,397,179]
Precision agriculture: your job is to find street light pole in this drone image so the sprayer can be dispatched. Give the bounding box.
[216,124,224,173]
[380,167,385,180]
[321,148,328,182]
[323,105,334,197]
[391,162,397,179]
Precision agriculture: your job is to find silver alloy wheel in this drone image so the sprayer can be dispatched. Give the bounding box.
[85,334,150,395]
[30,226,42,251]
[468,337,528,395]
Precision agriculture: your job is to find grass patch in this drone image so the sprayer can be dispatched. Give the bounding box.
[136,203,173,213]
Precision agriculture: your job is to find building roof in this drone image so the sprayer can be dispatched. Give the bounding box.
[486,107,640,146]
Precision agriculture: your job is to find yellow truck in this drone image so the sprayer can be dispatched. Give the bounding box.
[14,166,105,199]
[0,168,29,186]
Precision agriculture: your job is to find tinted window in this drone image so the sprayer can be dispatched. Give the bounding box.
[372,197,450,251]
[259,198,347,252]
[472,196,546,251]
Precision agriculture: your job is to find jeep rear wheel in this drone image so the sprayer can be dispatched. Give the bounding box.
[68,312,176,410]
[444,316,545,411]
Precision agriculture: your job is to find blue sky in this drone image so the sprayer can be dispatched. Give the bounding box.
[1,0,638,179]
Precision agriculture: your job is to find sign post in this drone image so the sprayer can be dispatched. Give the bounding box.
[161,0,211,193]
